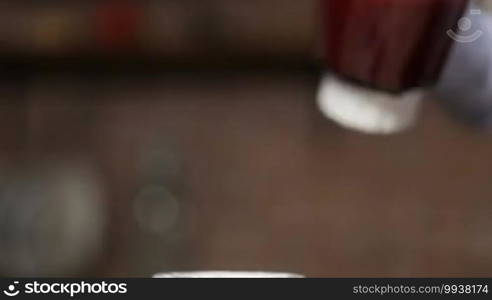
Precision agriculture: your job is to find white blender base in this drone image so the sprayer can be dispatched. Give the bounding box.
[317,74,423,135]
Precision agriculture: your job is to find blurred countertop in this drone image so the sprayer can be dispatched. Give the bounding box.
[1,71,492,276]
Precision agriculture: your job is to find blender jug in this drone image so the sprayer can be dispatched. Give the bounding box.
[318,0,469,134]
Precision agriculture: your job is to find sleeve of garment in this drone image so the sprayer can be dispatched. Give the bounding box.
[434,1,492,127]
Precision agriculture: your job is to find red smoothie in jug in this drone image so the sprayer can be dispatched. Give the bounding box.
[323,0,468,92]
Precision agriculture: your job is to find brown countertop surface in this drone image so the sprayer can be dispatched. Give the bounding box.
[1,71,491,277]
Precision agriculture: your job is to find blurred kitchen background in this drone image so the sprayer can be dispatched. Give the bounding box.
[1,0,492,277]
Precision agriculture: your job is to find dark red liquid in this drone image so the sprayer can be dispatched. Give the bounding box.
[323,0,468,92]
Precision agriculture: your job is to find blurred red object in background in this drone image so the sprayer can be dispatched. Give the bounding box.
[96,0,143,51]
